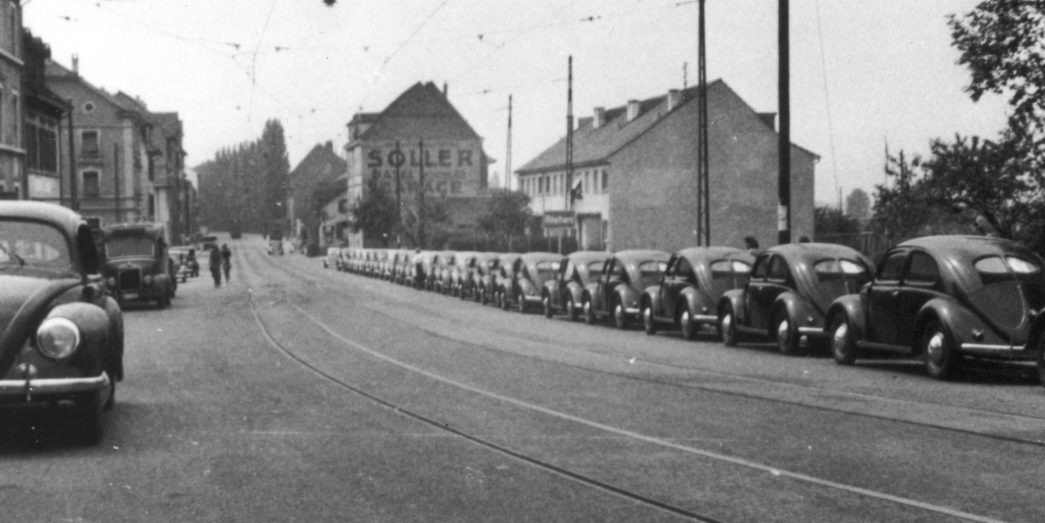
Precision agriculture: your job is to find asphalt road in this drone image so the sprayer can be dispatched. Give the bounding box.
[3,235,1044,522]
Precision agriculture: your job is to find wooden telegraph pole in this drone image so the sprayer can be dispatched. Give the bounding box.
[778,0,792,244]
[697,0,710,246]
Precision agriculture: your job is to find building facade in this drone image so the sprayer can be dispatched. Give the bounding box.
[516,80,817,252]
[289,141,347,249]
[344,81,490,248]
[23,30,68,204]
[0,0,23,199]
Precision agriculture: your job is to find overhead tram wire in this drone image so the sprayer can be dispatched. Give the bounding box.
[247,0,281,128]
[814,0,841,206]
[359,0,451,108]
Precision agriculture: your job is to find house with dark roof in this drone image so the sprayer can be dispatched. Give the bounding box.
[289,141,347,249]
[515,80,817,251]
[45,58,190,242]
[344,81,491,247]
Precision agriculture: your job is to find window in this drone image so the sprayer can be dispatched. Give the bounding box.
[82,171,100,198]
[675,256,695,281]
[877,251,905,283]
[602,170,608,192]
[767,256,790,282]
[81,131,100,157]
[904,252,938,285]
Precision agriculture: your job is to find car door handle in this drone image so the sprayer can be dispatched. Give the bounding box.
[891,290,900,298]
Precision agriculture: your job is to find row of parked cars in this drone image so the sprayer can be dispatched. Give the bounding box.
[326,235,1045,383]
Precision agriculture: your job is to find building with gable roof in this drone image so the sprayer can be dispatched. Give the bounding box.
[516,80,817,252]
[289,140,347,249]
[344,81,491,248]
[45,58,190,243]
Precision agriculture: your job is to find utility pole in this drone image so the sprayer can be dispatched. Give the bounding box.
[565,55,574,211]
[778,0,792,244]
[394,140,402,227]
[506,94,512,191]
[697,0,710,246]
[417,138,426,248]
[66,99,78,211]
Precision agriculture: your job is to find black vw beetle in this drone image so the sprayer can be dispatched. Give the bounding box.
[717,242,872,355]
[826,235,1045,380]
[642,247,754,340]
[500,252,560,313]
[541,251,610,320]
[0,201,124,443]
[581,249,670,329]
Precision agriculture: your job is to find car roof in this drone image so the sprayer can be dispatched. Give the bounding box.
[676,246,753,265]
[764,242,868,265]
[897,235,1039,260]
[614,249,670,263]
[0,201,84,236]
[520,251,559,263]
[567,250,610,263]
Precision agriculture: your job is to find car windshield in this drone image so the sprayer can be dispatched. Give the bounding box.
[708,259,752,297]
[812,258,870,303]
[636,260,668,290]
[968,255,1045,332]
[107,237,155,258]
[0,220,72,272]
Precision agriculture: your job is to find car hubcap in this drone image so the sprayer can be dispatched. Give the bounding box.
[777,319,791,348]
[721,313,732,335]
[832,322,848,355]
[926,331,945,364]
[682,310,691,334]
[643,307,652,326]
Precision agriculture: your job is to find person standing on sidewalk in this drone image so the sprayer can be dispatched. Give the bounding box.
[209,246,223,287]
[221,243,232,282]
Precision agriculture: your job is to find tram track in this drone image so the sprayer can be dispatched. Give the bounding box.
[245,245,1045,447]
[238,246,1015,523]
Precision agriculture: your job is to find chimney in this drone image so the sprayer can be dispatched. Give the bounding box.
[626,100,640,121]
[72,54,79,75]
[666,89,681,112]
[593,107,605,129]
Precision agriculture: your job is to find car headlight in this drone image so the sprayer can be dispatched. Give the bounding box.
[144,274,154,284]
[36,317,81,360]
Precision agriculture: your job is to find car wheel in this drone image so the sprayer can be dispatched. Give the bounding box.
[680,305,697,341]
[583,297,596,325]
[829,314,857,365]
[719,304,738,347]
[1037,335,1045,387]
[543,295,553,318]
[567,298,579,322]
[613,300,627,330]
[923,319,959,380]
[479,287,487,305]
[775,314,800,356]
[499,291,509,311]
[642,302,657,335]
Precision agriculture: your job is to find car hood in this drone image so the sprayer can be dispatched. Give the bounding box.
[106,257,158,271]
[0,274,79,373]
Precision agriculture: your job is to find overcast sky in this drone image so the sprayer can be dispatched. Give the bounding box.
[24,0,1010,205]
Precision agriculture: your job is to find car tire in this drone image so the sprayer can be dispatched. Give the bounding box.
[499,291,509,311]
[583,297,596,325]
[775,313,801,356]
[517,295,527,314]
[1037,335,1045,387]
[543,295,553,318]
[642,302,657,335]
[719,304,738,347]
[613,300,627,330]
[680,304,697,341]
[479,287,487,305]
[923,319,959,380]
[567,298,580,322]
[829,314,857,365]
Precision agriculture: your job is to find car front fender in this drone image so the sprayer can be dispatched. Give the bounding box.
[45,302,111,374]
[719,289,747,326]
[825,294,866,340]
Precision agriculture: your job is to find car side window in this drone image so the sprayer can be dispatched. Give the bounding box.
[904,251,938,286]
[676,257,695,282]
[664,255,680,277]
[751,255,769,281]
[876,251,905,283]
[766,256,790,284]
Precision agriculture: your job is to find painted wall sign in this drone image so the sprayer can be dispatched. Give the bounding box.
[364,140,481,197]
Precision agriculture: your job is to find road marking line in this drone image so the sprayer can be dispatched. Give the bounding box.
[283,301,1007,523]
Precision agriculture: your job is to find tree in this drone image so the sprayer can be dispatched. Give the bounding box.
[349,175,398,246]
[477,189,532,243]
[844,188,871,225]
[871,150,934,241]
[949,2,1045,164]
[260,120,291,223]
[814,206,860,236]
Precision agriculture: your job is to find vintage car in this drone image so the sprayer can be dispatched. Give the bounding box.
[429,251,457,293]
[499,252,561,313]
[489,253,523,308]
[717,242,872,355]
[825,235,1045,380]
[467,252,502,303]
[642,247,754,339]
[168,245,199,281]
[411,250,438,289]
[0,201,124,443]
[390,249,413,284]
[541,251,609,320]
[323,246,340,270]
[581,249,670,329]
[102,222,177,308]
[449,251,478,297]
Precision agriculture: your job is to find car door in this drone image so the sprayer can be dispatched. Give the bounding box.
[744,254,771,329]
[895,250,941,348]
[663,255,693,321]
[866,249,906,344]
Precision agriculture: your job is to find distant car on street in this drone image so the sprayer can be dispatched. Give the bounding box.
[500,252,560,313]
[0,201,124,444]
[102,222,177,308]
[581,250,670,329]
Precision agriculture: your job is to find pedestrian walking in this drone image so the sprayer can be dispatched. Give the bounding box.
[209,246,222,287]
[221,243,232,281]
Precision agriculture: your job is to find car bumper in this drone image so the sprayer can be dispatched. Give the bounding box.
[0,372,110,403]
[960,343,1036,360]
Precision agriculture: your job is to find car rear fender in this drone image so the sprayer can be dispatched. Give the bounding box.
[913,298,967,353]
[718,290,746,325]
[680,286,712,318]
[772,291,819,334]
[825,294,866,340]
